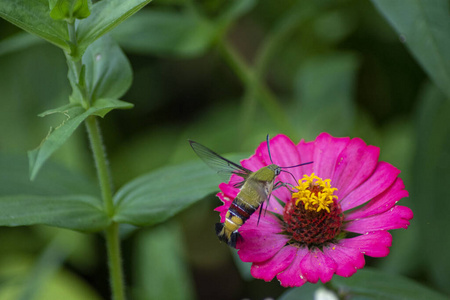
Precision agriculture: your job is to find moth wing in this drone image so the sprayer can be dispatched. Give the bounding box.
[189,140,251,186]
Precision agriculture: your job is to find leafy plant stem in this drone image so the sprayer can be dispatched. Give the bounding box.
[85,115,114,216]
[85,116,125,299]
[216,38,297,140]
[237,3,316,142]
[66,20,87,108]
[105,222,126,300]
[239,86,258,144]
[67,21,81,76]
[68,14,125,299]
[68,20,77,48]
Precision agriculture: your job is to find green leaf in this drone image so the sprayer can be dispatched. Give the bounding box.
[91,98,134,118]
[0,153,98,196]
[18,234,71,300]
[28,104,91,180]
[49,0,91,21]
[113,160,221,226]
[376,124,418,275]
[371,0,450,99]
[0,32,43,57]
[83,35,133,101]
[28,98,132,180]
[280,269,449,300]
[231,250,252,281]
[0,253,102,299]
[412,82,450,294]
[76,0,152,58]
[218,0,257,26]
[333,268,449,300]
[278,284,323,300]
[0,194,109,232]
[292,53,359,138]
[0,0,70,51]
[112,9,215,57]
[133,224,195,300]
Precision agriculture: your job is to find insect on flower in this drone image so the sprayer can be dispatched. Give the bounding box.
[189,136,312,248]
[217,133,413,287]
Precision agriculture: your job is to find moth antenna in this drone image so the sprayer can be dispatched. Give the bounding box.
[280,161,313,169]
[266,135,313,169]
[266,134,275,164]
[281,169,298,184]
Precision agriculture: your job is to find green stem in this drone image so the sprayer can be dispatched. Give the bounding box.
[254,3,316,76]
[105,222,125,300]
[85,116,125,299]
[213,2,323,142]
[239,85,258,144]
[85,116,114,215]
[66,21,88,108]
[216,38,297,139]
[67,21,80,74]
[67,20,81,62]
[66,19,124,300]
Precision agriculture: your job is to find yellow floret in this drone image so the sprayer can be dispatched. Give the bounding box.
[292,173,338,213]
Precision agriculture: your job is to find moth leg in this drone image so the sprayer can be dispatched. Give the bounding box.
[261,181,284,220]
[273,181,285,190]
[258,181,296,226]
[273,181,297,193]
[257,200,265,226]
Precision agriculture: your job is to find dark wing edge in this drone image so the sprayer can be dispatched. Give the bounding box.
[189,140,252,183]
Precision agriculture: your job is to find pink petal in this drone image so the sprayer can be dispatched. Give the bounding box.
[241,153,265,172]
[263,134,302,169]
[216,183,238,222]
[312,133,350,180]
[296,139,315,176]
[276,247,309,287]
[345,205,413,233]
[340,161,400,212]
[345,178,409,220]
[217,182,239,201]
[251,246,297,281]
[322,244,365,277]
[332,138,380,200]
[240,211,282,234]
[214,203,228,222]
[238,230,289,263]
[265,193,287,215]
[338,231,392,257]
[300,248,337,283]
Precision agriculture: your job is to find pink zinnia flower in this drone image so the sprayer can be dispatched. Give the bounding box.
[215,133,413,287]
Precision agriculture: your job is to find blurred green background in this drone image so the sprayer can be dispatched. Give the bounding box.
[1,0,449,299]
